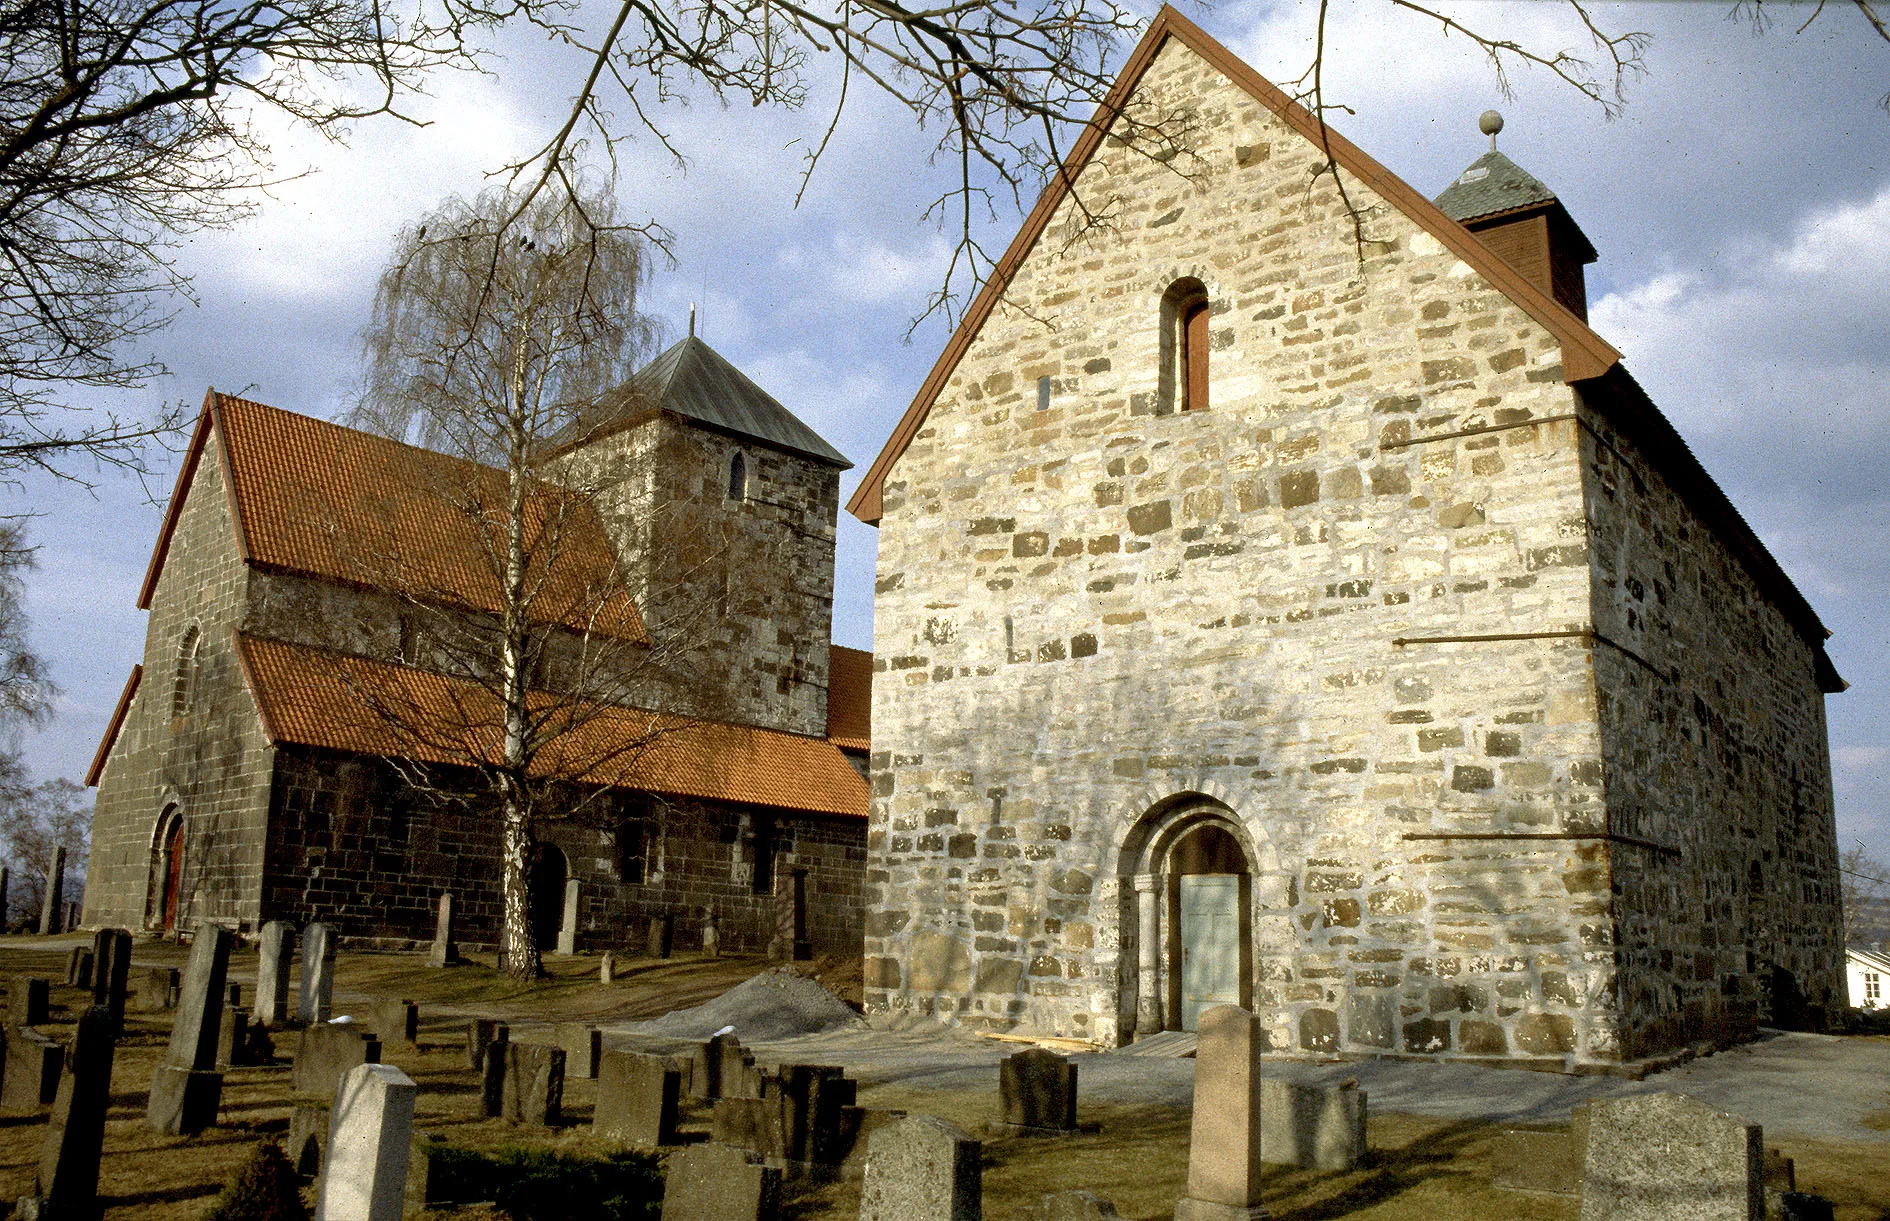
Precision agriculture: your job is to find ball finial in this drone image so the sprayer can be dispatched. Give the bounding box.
[1479,110,1504,137]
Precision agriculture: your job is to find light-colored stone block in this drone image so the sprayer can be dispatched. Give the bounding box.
[315,1063,417,1221]
[1579,1092,1762,1220]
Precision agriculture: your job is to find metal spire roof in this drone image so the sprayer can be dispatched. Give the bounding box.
[585,336,851,468]
[1433,150,1560,223]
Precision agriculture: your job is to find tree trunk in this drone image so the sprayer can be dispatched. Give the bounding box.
[500,784,539,978]
[498,331,542,980]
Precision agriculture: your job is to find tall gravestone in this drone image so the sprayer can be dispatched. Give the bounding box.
[11,976,50,1027]
[595,1050,680,1147]
[255,921,294,1026]
[647,914,674,959]
[17,1005,117,1219]
[480,1034,510,1118]
[63,948,89,987]
[501,1043,565,1126]
[145,926,232,1135]
[37,846,64,935]
[426,894,459,968]
[314,1063,417,1221]
[999,1048,1078,1134]
[1174,1005,1267,1221]
[858,1115,981,1221]
[467,1019,507,1073]
[91,928,132,1031]
[1580,1092,1763,1221]
[659,1143,781,1221]
[298,923,337,1023]
[556,880,581,955]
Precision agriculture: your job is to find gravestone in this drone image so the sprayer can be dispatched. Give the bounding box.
[466,1018,507,1072]
[145,926,233,1135]
[293,1024,382,1098]
[10,976,50,1028]
[771,1063,853,1164]
[713,1097,789,1160]
[600,952,616,984]
[1174,1004,1266,1221]
[64,948,92,988]
[38,846,64,935]
[91,929,132,1029]
[501,1043,565,1126]
[557,1024,603,1078]
[836,1107,910,1181]
[255,920,294,1026]
[688,1032,742,1101]
[298,923,338,1023]
[426,893,460,968]
[701,913,719,958]
[1258,1078,1365,1171]
[17,1006,117,1220]
[64,902,78,933]
[3,1029,63,1110]
[858,1115,981,1221]
[1580,1092,1763,1221]
[999,1049,1078,1134]
[647,914,674,959]
[556,880,580,955]
[132,966,178,1012]
[314,1062,417,1221]
[217,1006,252,1069]
[1041,1191,1125,1221]
[595,1050,681,1147]
[289,1103,330,1178]
[480,1036,509,1118]
[373,1000,419,1048]
[660,1143,782,1221]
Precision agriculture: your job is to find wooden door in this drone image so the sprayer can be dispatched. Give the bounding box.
[160,819,184,930]
[1179,874,1242,1031]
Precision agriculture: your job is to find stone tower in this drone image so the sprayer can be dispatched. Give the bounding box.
[549,336,852,735]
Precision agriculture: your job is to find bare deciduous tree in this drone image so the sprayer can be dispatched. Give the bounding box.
[1843,841,1890,952]
[0,776,89,925]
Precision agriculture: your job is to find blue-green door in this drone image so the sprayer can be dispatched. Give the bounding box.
[1179,874,1242,1031]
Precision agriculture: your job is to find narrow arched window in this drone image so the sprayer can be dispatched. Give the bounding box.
[171,625,201,716]
[728,451,747,501]
[1160,278,1211,415]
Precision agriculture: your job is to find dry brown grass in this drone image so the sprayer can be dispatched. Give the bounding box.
[2,937,1886,1220]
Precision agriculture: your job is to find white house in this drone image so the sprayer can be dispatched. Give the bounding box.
[1849,948,1890,1010]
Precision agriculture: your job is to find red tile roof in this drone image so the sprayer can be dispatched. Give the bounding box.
[826,645,872,753]
[235,634,868,818]
[140,391,646,643]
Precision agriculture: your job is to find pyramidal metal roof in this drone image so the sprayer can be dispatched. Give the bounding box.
[1433,150,1560,223]
[584,336,851,468]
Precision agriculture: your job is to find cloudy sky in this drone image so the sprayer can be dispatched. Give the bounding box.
[16,1,1888,862]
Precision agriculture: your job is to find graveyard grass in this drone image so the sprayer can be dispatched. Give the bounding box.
[1,937,1887,1220]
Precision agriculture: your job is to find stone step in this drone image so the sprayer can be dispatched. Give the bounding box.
[1114,1030,1198,1058]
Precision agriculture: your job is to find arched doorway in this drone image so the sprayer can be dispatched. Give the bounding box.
[150,806,185,931]
[528,843,567,951]
[1118,796,1271,1037]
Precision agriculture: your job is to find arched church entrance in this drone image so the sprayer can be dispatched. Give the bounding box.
[1119,796,1270,1037]
[149,805,185,931]
[528,843,568,951]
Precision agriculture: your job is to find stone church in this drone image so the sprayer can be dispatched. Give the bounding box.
[848,7,1845,1069]
[85,336,872,958]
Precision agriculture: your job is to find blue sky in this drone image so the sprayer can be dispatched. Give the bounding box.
[18,1,1888,862]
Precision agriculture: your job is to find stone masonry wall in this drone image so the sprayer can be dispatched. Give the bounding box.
[867,36,1623,1062]
[553,415,842,737]
[86,430,277,932]
[1579,399,1843,1054]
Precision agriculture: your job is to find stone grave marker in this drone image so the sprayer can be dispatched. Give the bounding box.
[2,1029,63,1110]
[314,1062,417,1221]
[701,914,719,958]
[501,1043,565,1126]
[289,1103,330,1178]
[132,966,177,1012]
[688,1032,737,1100]
[858,1114,981,1221]
[555,880,580,955]
[557,1024,603,1078]
[17,1006,116,1219]
[1174,1004,1266,1221]
[63,948,92,988]
[660,1142,782,1221]
[774,1063,853,1164]
[402,1131,448,1214]
[1580,1091,1763,1221]
[480,1034,510,1118]
[1258,1078,1365,1171]
[837,1107,909,1181]
[373,1000,419,1048]
[255,921,294,1027]
[600,952,616,984]
[466,1018,507,1073]
[298,923,338,1023]
[1042,1190,1125,1221]
[145,926,232,1135]
[647,914,674,959]
[595,1050,680,1147]
[293,1024,383,1098]
[37,846,64,935]
[91,929,132,1030]
[712,1096,789,1160]
[426,893,460,968]
[998,1048,1078,1135]
[10,976,49,1028]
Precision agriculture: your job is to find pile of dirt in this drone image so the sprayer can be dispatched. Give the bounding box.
[633,966,867,1043]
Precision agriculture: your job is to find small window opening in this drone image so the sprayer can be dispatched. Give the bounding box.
[617,818,647,885]
[728,451,747,501]
[751,815,776,895]
[1037,376,1052,412]
[1159,278,1211,415]
[171,625,201,716]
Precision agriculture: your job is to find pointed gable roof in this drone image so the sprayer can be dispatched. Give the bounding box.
[567,336,851,468]
[1435,150,1558,222]
[844,5,1621,525]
